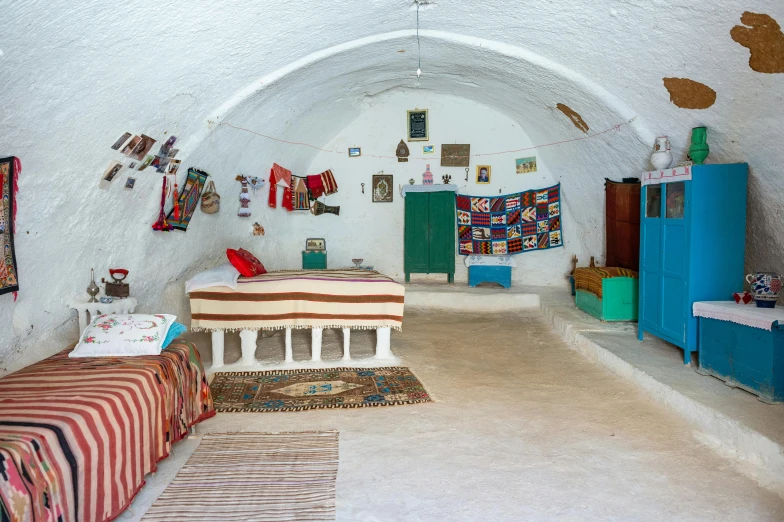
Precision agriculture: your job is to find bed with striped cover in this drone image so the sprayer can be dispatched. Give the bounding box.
[189,269,405,332]
[0,341,215,522]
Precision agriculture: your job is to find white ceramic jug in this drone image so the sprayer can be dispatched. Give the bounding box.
[650,136,673,170]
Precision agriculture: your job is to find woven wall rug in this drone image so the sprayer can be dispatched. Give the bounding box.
[210,367,433,412]
[141,431,338,521]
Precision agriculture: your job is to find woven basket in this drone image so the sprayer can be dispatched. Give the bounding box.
[201,181,220,214]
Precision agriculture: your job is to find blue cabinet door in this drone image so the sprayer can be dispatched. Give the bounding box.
[639,181,690,348]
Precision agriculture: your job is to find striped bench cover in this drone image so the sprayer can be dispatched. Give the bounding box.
[189,269,405,332]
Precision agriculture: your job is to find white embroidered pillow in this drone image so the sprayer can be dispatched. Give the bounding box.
[69,314,177,358]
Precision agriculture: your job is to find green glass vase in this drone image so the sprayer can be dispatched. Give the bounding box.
[689,126,709,165]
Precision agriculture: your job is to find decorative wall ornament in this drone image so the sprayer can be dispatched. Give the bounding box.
[253,222,265,236]
[167,168,209,230]
[348,147,361,157]
[121,135,141,155]
[138,155,155,171]
[129,134,156,161]
[0,157,19,296]
[442,174,451,184]
[441,144,470,167]
[423,145,434,154]
[311,200,340,216]
[515,156,537,174]
[124,177,136,189]
[99,160,123,190]
[396,140,410,162]
[201,180,220,214]
[237,176,251,217]
[407,109,429,141]
[111,132,132,151]
[372,174,393,202]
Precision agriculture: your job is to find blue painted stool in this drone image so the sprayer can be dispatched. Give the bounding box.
[468,265,512,288]
[464,255,515,288]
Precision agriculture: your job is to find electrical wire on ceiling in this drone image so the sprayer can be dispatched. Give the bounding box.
[415,1,422,84]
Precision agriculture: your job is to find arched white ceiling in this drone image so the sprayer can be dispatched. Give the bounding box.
[1,0,782,373]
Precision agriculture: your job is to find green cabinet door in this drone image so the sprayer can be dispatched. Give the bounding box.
[428,191,456,277]
[405,193,431,277]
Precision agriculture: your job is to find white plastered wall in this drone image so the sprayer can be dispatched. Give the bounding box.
[1,1,782,374]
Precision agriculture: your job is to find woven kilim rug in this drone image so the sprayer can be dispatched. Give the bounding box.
[141,432,338,521]
[210,367,432,412]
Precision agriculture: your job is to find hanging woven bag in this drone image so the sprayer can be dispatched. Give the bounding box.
[201,180,220,214]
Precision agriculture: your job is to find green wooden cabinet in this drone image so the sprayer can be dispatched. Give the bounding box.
[302,251,327,269]
[404,191,456,282]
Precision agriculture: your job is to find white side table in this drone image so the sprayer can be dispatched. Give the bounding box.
[68,297,138,334]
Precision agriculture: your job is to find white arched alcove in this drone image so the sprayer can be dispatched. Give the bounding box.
[2,12,781,374]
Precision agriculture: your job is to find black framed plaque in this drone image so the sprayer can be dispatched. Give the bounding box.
[407,109,429,142]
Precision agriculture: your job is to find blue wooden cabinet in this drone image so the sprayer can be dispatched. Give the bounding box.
[637,164,748,364]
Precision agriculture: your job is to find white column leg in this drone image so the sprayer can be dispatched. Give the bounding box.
[285,328,293,363]
[239,329,258,365]
[211,330,225,368]
[311,328,323,362]
[375,327,392,359]
[342,328,351,361]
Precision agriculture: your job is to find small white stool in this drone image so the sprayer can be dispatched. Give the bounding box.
[68,297,138,334]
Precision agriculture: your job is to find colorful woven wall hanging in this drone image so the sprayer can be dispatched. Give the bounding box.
[167,168,209,231]
[0,156,20,296]
[456,183,563,255]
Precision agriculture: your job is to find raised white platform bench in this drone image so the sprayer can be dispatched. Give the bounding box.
[209,326,392,369]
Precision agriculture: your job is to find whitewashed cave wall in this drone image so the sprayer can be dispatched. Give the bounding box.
[1,0,782,375]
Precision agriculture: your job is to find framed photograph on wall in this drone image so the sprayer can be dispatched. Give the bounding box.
[407,109,428,142]
[348,147,361,157]
[515,156,537,173]
[476,165,491,184]
[423,145,434,154]
[372,174,393,202]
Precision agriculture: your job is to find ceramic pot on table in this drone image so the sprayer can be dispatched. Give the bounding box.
[746,272,782,308]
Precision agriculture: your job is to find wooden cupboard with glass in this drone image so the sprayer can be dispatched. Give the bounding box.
[637,164,748,364]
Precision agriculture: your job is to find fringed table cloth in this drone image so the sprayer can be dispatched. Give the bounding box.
[189,269,405,368]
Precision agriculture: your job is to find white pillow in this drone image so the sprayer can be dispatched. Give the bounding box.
[185,263,241,293]
[69,314,177,358]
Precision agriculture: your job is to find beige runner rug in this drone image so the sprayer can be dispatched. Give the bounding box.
[142,431,339,521]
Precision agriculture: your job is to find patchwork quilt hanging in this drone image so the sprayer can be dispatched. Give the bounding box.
[456,183,564,255]
[0,156,19,296]
[167,167,209,231]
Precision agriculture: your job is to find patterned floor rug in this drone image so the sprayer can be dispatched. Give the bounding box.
[142,432,338,521]
[210,367,433,412]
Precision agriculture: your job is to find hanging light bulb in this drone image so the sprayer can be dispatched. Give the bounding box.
[417,68,421,79]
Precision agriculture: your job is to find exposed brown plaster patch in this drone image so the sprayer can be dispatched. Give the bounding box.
[662,78,717,109]
[730,12,784,73]
[556,103,589,133]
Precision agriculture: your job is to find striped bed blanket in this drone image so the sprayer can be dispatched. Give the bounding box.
[0,342,215,522]
[573,266,638,299]
[190,269,405,332]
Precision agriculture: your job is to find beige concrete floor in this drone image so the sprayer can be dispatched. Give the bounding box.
[124,309,784,521]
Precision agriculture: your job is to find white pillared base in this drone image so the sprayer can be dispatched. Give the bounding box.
[207,326,396,373]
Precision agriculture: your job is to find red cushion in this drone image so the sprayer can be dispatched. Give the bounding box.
[226,248,266,277]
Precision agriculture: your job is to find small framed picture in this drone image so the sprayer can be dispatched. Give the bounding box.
[128,162,137,169]
[167,159,181,175]
[515,156,537,174]
[348,147,361,157]
[476,165,491,184]
[423,145,434,154]
[111,132,132,150]
[407,109,428,142]
[125,177,136,189]
[99,160,123,190]
[121,135,141,156]
[138,155,155,171]
[372,174,393,202]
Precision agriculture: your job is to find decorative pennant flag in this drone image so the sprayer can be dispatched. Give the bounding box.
[457,183,564,256]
